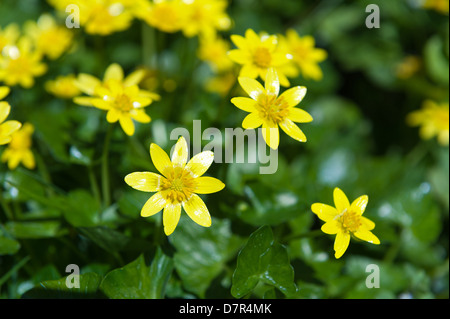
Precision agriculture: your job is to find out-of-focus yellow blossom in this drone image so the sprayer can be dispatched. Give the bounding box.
[198,35,234,73]
[181,0,231,38]
[48,0,137,35]
[228,29,293,87]
[74,63,160,136]
[205,71,236,96]
[395,55,421,79]
[407,100,449,146]
[1,123,35,170]
[24,14,74,60]
[125,136,225,236]
[312,187,380,259]
[45,74,81,98]
[422,0,449,14]
[0,87,22,145]
[135,0,188,33]
[231,68,312,150]
[280,29,327,81]
[0,38,47,88]
[0,24,20,53]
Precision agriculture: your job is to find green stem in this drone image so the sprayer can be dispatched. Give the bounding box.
[0,190,14,220]
[101,124,114,208]
[88,165,102,208]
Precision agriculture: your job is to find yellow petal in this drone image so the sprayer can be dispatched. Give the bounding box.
[333,187,350,214]
[75,74,101,95]
[0,101,11,123]
[163,203,182,236]
[119,116,135,136]
[242,112,263,130]
[141,192,167,217]
[22,149,35,169]
[0,86,10,100]
[245,29,261,45]
[73,96,95,107]
[150,143,173,177]
[334,231,350,259]
[353,229,380,245]
[264,68,280,96]
[288,108,313,123]
[185,151,214,178]
[238,77,265,101]
[92,98,112,110]
[311,203,339,222]
[0,120,22,137]
[321,220,340,234]
[278,86,307,108]
[231,34,248,50]
[240,64,259,79]
[194,176,225,194]
[351,195,369,215]
[279,119,307,143]
[171,136,188,168]
[361,216,376,231]
[106,109,120,123]
[231,97,257,113]
[182,194,212,227]
[124,69,146,87]
[261,123,279,150]
[104,63,124,82]
[228,49,251,65]
[125,172,163,192]
[130,109,151,123]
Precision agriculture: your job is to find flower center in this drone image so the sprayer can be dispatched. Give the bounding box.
[161,167,196,204]
[338,209,362,233]
[258,95,290,124]
[114,93,134,112]
[253,47,272,69]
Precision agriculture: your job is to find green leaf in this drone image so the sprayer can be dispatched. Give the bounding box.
[5,221,63,239]
[170,216,243,298]
[62,189,100,227]
[22,273,103,299]
[0,236,21,255]
[78,226,130,253]
[424,35,450,85]
[100,249,173,299]
[231,226,297,298]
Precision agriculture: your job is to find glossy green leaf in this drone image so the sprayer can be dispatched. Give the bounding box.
[170,216,243,298]
[77,226,130,253]
[0,236,21,255]
[231,226,297,298]
[4,221,63,239]
[22,272,103,299]
[100,249,173,299]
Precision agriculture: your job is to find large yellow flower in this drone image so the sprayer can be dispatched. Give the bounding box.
[181,0,231,38]
[74,63,160,136]
[125,136,225,236]
[407,100,449,146]
[1,123,35,170]
[0,87,22,145]
[0,37,47,88]
[228,29,292,87]
[311,188,380,259]
[280,29,328,81]
[24,14,74,60]
[231,68,313,150]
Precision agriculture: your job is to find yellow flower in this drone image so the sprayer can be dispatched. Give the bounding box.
[1,123,35,170]
[45,74,82,99]
[0,37,47,88]
[422,0,449,14]
[181,0,231,38]
[136,0,188,33]
[74,63,160,136]
[24,14,74,60]
[125,136,225,236]
[49,0,136,35]
[205,71,236,96]
[407,100,449,146]
[198,35,234,73]
[0,87,22,145]
[231,68,313,150]
[311,187,380,259]
[395,55,421,80]
[228,29,292,87]
[0,23,20,53]
[280,30,327,81]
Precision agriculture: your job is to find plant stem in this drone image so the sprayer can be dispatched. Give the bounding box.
[102,124,114,208]
[88,165,102,207]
